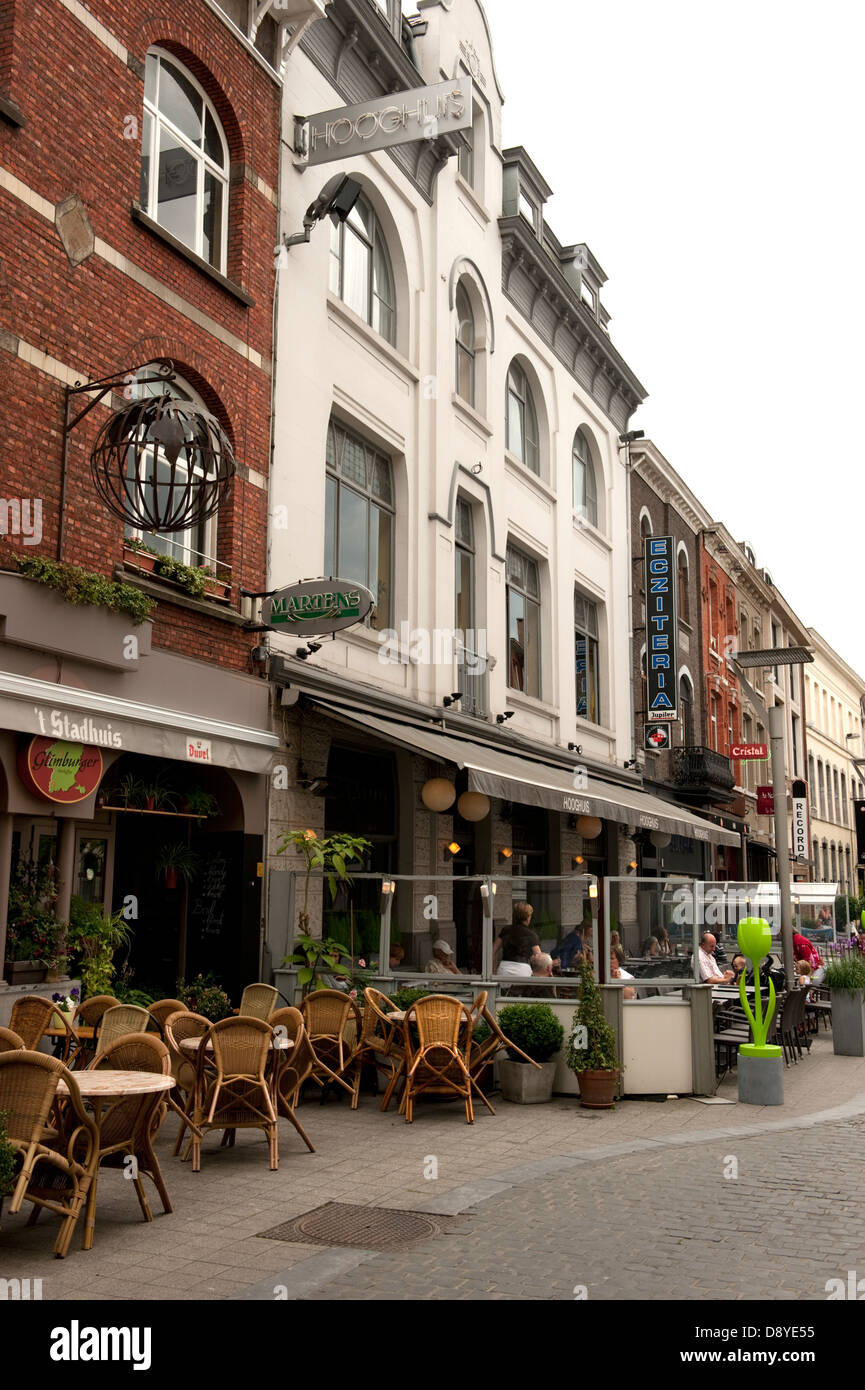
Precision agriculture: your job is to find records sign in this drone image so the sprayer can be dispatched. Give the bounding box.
[644,536,677,720]
[791,779,809,862]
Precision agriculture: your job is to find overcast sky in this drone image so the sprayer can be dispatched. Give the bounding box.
[491,0,864,682]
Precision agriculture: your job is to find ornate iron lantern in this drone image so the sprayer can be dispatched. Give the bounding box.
[89,383,235,532]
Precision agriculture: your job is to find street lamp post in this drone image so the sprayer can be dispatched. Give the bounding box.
[768,703,795,988]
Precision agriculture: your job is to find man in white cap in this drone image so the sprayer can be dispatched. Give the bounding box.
[425,939,461,974]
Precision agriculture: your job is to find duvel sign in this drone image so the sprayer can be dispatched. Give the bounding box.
[262,578,375,637]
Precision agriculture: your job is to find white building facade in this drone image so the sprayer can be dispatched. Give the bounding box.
[805,629,865,901]
[261,0,739,972]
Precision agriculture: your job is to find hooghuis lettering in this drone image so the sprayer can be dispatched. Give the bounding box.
[35,707,123,748]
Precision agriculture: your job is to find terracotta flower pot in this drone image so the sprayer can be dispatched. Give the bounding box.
[576,1068,619,1109]
[165,868,178,891]
[123,546,157,573]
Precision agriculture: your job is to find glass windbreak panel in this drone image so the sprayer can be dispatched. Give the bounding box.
[606,877,698,971]
[388,875,484,979]
[157,124,199,247]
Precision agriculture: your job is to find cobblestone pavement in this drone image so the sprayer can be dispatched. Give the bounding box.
[2,1032,865,1302]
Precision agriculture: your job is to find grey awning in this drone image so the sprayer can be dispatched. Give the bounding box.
[0,672,279,773]
[310,698,740,847]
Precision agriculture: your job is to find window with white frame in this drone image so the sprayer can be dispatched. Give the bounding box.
[574,591,600,724]
[329,194,396,345]
[572,430,598,526]
[506,363,539,474]
[506,544,541,698]
[455,282,476,406]
[123,367,219,568]
[324,419,394,629]
[140,50,229,270]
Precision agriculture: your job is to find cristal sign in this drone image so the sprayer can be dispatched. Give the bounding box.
[262,578,375,637]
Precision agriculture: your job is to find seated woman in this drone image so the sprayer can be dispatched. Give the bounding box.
[653,926,673,957]
[610,946,636,1001]
[642,936,660,959]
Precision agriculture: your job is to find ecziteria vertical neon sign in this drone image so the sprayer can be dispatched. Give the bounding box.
[644,536,678,721]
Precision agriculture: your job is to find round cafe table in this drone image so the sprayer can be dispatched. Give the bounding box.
[55,1070,175,1250]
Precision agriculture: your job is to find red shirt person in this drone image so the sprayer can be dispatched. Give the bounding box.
[792,932,821,970]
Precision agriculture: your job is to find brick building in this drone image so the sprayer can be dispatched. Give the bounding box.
[0,0,286,1004]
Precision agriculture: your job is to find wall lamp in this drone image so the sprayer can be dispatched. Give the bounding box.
[282,174,363,249]
[626,859,638,873]
[568,743,582,754]
[295,642,322,660]
[572,854,585,869]
[619,429,645,444]
[496,711,515,724]
[443,692,462,707]
[588,878,599,899]
[443,841,461,860]
[498,847,513,862]
[623,758,638,769]
[381,880,396,895]
[480,882,497,900]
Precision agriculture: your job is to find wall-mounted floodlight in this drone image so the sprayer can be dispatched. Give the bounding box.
[282,174,363,250]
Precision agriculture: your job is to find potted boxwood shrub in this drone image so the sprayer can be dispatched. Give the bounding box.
[567,960,620,1108]
[823,948,865,1057]
[497,1003,564,1104]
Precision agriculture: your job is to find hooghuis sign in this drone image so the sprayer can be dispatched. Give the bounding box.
[18,737,103,804]
[644,536,678,721]
[262,578,375,637]
[299,78,472,166]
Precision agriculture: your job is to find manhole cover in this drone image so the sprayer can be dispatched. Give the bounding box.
[260,1202,453,1251]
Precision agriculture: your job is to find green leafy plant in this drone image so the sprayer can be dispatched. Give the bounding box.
[67,896,132,998]
[116,773,145,808]
[276,829,372,934]
[142,777,177,812]
[5,857,67,968]
[284,933,354,996]
[5,549,154,624]
[387,986,431,1012]
[154,843,198,883]
[176,973,232,1021]
[823,951,865,992]
[0,1110,17,1200]
[497,1003,564,1063]
[567,961,618,1074]
[151,554,210,599]
[184,786,220,820]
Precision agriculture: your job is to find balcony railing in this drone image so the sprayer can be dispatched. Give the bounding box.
[672,745,735,794]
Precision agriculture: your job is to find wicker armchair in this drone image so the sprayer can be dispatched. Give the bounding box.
[358,988,406,1113]
[268,1007,316,1153]
[0,1050,99,1257]
[146,998,186,1035]
[300,989,362,1102]
[0,1026,25,1051]
[402,996,475,1125]
[163,1010,210,1155]
[9,995,76,1061]
[96,1004,150,1056]
[467,1005,542,1112]
[190,1017,278,1172]
[238,982,278,1020]
[71,995,120,1067]
[88,1033,173,1229]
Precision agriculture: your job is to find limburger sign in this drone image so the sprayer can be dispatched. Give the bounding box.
[263,578,375,637]
[644,536,678,721]
[299,78,472,166]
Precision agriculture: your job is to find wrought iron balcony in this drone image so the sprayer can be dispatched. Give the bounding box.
[672,745,736,798]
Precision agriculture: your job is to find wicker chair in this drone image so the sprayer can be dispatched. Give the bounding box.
[190,1017,278,1172]
[0,1026,25,1051]
[238,982,279,1020]
[87,1033,173,1231]
[300,989,362,1101]
[9,995,76,1061]
[0,1050,99,1257]
[358,988,407,1113]
[467,1005,542,1114]
[163,1010,210,1155]
[146,998,186,1035]
[268,1007,316,1153]
[96,1004,150,1056]
[402,996,475,1125]
[71,995,120,1067]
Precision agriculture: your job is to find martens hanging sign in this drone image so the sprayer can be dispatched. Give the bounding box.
[644,536,678,721]
[262,578,375,637]
[298,78,472,166]
[18,737,103,804]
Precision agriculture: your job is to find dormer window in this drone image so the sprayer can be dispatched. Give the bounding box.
[580,279,596,314]
[519,190,537,230]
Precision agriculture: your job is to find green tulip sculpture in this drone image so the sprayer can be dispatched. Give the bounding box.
[736,917,782,1058]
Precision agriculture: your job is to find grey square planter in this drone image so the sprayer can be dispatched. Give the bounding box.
[831,989,865,1056]
[499,1058,556,1104]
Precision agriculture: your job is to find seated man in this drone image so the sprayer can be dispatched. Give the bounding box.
[521,952,558,998]
[425,939,461,975]
[698,932,734,985]
[554,925,584,971]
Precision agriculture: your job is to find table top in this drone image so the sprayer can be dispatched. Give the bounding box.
[45,1026,96,1039]
[179,1036,294,1053]
[56,1070,174,1098]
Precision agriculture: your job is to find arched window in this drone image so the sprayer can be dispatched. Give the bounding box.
[809,754,817,806]
[677,550,690,623]
[574,591,600,724]
[123,366,220,568]
[324,419,394,628]
[455,282,476,406]
[572,430,598,527]
[680,675,693,747]
[140,49,230,270]
[640,512,653,542]
[329,194,396,345]
[818,760,826,819]
[506,362,539,474]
